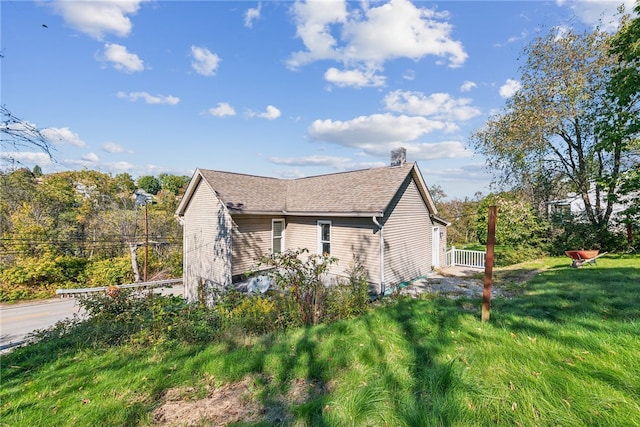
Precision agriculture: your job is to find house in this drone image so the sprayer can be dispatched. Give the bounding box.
[546,186,637,225]
[175,149,449,302]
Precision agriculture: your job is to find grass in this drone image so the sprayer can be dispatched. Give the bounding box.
[1,255,639,426]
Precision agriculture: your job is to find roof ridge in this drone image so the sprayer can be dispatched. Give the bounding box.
[291,161,415,182]
[200,168,283,181]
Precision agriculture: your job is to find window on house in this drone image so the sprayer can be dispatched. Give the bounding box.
[272,219,284,253]
[318,220,331,255]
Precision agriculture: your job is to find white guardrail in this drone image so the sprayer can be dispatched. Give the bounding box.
[446,246,486,269]
[56,278,183,298]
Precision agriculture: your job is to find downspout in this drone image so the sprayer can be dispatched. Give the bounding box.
[372,216,385,296]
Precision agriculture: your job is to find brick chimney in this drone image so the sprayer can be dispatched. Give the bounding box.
[390,147,406,167]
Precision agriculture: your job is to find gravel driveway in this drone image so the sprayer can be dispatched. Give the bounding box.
[398,266,506,299]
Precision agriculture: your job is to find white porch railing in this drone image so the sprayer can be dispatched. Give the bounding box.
[446,246,486,269]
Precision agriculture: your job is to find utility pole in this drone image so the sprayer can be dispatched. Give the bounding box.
[482,205,497,323]
[144,202,149,282]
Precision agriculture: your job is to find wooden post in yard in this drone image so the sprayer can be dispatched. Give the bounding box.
[144,203,149,283]
[482,206,497,323]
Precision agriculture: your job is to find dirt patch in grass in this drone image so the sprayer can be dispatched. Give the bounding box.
[400,262,549,300]
[152,376,329,426]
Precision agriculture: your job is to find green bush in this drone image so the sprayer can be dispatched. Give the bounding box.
[0,255,86,301]
[493,245,547,267]
[31,290,222,349]
[326,261,370,321]
[227,296,278,334]
[549,221,628,255]
[84,256,134,287]
[254,248,337,326]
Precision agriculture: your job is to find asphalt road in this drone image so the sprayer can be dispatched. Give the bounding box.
[0,298,82,351]
[0,285,184,352]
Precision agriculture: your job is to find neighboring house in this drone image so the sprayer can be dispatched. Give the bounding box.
[176,150,449,302]
[546,186,637,224]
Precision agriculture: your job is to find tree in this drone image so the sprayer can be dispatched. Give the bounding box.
[436,194,482,245]
[428,184,447,205]
[159,173,189,195]
[476,192,548,247]
[110,173,136,199]
[137,175,161,195]
[1,106,54,165]
[471,26,637,229]
[601,2,640,224]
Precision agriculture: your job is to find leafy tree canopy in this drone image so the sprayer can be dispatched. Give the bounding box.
[477,192,548,247]
[471,24,638,228]
[159,173,190,195]
[136,175,161,195]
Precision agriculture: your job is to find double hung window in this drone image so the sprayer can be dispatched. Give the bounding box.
[318,220,331,255]
[272,219,284,253]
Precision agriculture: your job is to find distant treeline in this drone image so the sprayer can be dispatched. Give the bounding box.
[0,167,189,301]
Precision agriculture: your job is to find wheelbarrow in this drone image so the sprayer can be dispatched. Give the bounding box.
[565,250,608,268]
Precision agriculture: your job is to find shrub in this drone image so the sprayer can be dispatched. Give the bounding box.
[227,296,277,335]
[493,245,547,267]
[254,248,337,326]
[326,261,370,321]
[549,221,628,255]
[0,255,84,301]
[32,290,223,348]
[84,256,134,287]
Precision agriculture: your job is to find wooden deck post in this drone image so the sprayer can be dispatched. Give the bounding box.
[482,206,497,323]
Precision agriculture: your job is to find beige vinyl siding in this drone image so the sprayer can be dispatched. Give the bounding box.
[383,176,432,285]
[231,215,276,276]
[286,216,380,284]
[182,179,232,303]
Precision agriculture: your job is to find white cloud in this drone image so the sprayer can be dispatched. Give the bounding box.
[558,0,636,32]
[49,0,145,40]
[245,3,262,28]
[499,79,522,98]
[191,46,220,77]
[288,0,467,72]
[249,105,281,120]
[324,67,386,88]
[460,80,477,92]
[309,113,448,148]
[0,151,54,166]
[82,152,100,162]
[270,155,386,172]
[403,69,416,81]
[102,142,125,153]
[405,141,473,160]
[207,102,236,118]
[288,0,348,67]
[100,43,144,73]
[270,155,353,167]
[383,90,481,121]
[42,127,86,147]
[117,91,180,105]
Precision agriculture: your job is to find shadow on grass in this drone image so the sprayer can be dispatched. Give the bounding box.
[3,260,638,425]
[490,262,640,360]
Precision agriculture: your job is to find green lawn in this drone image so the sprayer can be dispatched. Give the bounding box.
[1,255,639,426]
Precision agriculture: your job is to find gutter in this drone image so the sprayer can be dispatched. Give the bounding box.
[372,216,385,296]
[283,211,383,218]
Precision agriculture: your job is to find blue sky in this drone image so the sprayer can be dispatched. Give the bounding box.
[1,0,634,199]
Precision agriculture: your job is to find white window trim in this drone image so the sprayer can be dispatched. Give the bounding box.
[317,220,332,255]
[272,219,285,253]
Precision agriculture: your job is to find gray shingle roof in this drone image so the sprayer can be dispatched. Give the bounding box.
[195,162,419,216]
